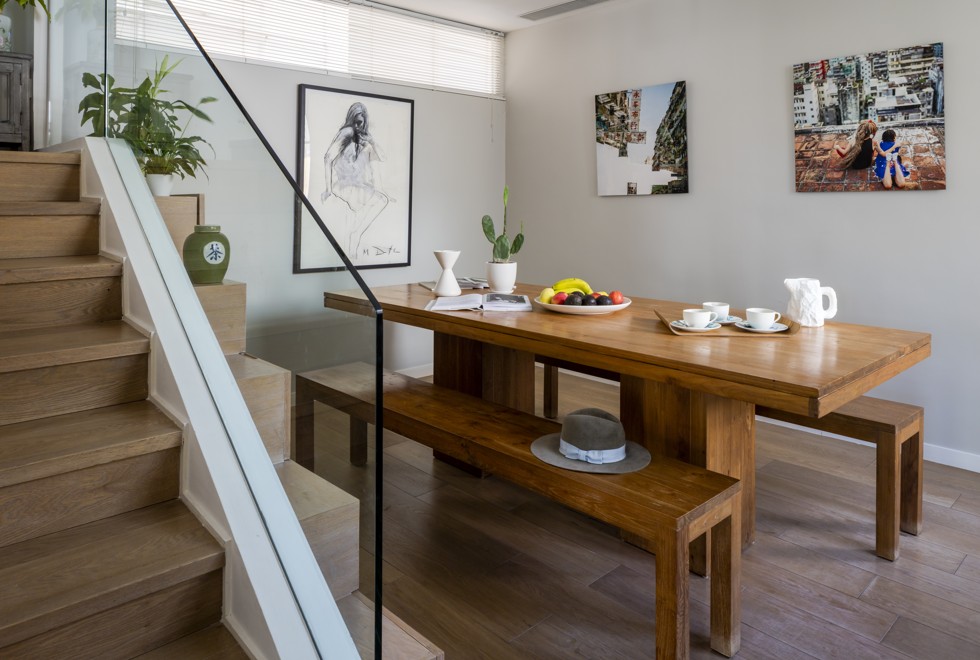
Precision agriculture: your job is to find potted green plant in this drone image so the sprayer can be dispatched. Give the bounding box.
[0,0,50,52]
[79,55,216,195]
[481,185,524,293]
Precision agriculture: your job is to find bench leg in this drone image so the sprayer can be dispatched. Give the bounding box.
[543,364,559,419]
[350,418,368,466]
[710,502,741,658]
[876,434,902,561]
[294,376,316,470]
[901,423,924,536]
[654,529,690,660]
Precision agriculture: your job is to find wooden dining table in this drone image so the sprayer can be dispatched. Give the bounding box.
[323,282,931,552]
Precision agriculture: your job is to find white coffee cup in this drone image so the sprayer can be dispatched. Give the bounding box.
[746,307,781,329]
[702,302,730,322]
[683,308,719,329]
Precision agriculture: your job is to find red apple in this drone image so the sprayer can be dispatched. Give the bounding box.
[609,290,624,305]
[551,291,569,305]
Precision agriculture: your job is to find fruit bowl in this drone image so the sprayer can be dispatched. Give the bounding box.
[534,296,632,315]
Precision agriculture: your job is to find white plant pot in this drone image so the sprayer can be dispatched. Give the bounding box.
[146,173,175,197]
[486,261,517,294]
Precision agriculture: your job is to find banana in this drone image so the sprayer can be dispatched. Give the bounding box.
[552,277,593,295]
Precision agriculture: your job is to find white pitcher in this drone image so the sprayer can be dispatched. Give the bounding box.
[785,278,838,327]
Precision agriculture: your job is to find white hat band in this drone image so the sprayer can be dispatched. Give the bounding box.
[559,437,626,465]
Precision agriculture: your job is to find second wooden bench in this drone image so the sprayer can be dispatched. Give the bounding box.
[538,357,924,560]
[296,362,742,659]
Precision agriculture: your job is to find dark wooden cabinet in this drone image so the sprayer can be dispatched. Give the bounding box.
[0,53,32,151]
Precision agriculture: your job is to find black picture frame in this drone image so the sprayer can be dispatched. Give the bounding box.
[294,84,414,272]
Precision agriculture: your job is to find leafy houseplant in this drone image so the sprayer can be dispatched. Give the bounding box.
[78,55,216,180]
[0,0,51,20]
[482,185,524,263]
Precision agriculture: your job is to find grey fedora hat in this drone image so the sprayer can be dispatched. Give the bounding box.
[531,408,651,474]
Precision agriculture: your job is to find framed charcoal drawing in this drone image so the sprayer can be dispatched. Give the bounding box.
[595,81,688,196]
[295,85,414,272]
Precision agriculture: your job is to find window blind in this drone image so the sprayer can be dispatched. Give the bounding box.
[115,0,504,97]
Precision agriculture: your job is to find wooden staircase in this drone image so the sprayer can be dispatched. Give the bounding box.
[0,152,245,658]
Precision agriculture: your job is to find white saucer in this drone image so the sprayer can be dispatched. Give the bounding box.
[717,315,742,325]
[734,321,789,334]
[671,320,721,332]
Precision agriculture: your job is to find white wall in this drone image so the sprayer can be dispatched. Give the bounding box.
[505,0,979,469]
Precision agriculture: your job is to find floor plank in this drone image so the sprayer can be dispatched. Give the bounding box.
[881,617,980,659]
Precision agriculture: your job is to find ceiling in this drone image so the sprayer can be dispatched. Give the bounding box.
[373,0,617,33]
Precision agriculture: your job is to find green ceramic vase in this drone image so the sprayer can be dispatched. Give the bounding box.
[182,225,230,284]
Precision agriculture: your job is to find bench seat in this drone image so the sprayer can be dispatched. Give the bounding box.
[537,357,923,561]
[295,362,742,659]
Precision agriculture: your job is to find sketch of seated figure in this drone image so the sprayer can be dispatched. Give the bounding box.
[322,102,392,258]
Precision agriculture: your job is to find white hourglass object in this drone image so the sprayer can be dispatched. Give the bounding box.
[433,250,462,297]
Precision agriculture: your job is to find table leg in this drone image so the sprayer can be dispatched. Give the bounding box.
[432,333,535,474]
[620,376,756,551]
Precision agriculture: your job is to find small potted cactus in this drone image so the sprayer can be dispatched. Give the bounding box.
[481,185,524,292]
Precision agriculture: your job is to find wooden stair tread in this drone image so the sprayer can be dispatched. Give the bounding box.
[275,460,358,522]
[0,401,181,489]
[0,201,101,216]
[226,352,288,380]
[0,500,223,648]
[0,321,149,374]
[0,152,80,165]
[0,255,122,284]
[337,591,444,659]
[134,623,247,659]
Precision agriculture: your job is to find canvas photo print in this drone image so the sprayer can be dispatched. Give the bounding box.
[794,43,944,192]
[596,81,688,196]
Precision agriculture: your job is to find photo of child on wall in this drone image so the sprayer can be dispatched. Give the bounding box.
[793,43,945,192]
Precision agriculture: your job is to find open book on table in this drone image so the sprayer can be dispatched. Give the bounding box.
[418,277,488,291]
[425,292,532,312]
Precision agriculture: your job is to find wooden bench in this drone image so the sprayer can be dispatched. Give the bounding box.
[755,398,923,561]
[295,362,742,659]
[538,358,924,561]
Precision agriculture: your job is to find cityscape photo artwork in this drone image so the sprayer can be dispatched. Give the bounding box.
[794,43,945,192]
[595,81,688,196]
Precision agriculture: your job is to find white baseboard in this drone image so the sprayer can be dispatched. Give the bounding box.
[922,443,980,474]
[393,364,979,474]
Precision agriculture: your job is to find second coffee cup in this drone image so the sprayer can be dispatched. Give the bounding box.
[702,302,730,322]
[683,308,719,329]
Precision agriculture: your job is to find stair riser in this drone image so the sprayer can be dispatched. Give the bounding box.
[0,355,148,426]
[0,216,99,259]
[0,277,122,332]
[0,448,180,548]
[0,162,80,202]
[0,570,223,659]
[238,370,289,463]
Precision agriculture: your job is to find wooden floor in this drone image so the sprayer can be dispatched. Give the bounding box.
[312,368,980,659]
